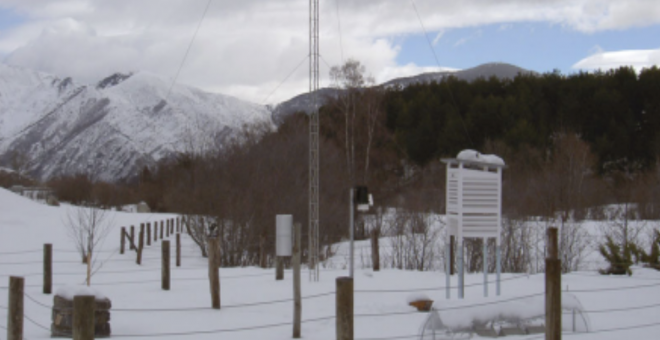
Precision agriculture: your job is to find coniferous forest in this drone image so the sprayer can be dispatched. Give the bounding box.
[381,66,660,172]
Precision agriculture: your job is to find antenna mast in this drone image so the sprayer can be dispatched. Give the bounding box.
[309,0,320,282]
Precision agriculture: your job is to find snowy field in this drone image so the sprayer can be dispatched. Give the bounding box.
[1,187,659,340]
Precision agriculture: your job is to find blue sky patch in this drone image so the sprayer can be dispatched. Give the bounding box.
[395,22,660,75]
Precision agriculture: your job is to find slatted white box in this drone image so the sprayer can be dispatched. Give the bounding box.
[444,161,503,240]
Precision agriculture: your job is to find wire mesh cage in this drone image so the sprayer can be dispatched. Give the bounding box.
[419,293,591,339]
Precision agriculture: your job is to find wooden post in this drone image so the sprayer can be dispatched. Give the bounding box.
[120,227,126,255]
[336,277,354,340]
[73,295,95,340]
[370,229,380,271]
[450,235,455,275]
[276,257,284,280]
[86,253,91,286]
[166,220,170,238]
[146,223,151,246]
[130,226,135,250]
[154,221,158,242]
[208,236,220,309]
[160,221,164,239]
[44,243,52,294]
[546,227,561,340]
[137,227,144,265]
[7,276,24,340]
[293,223,302,338]
[177,217,180,233]
[259,234,267,268]
[170,219,174,234]
[162,240,170,290]
[176,233,181,267]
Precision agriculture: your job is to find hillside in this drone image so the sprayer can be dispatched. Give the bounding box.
[271,62,534,122]
[0,63,271,182]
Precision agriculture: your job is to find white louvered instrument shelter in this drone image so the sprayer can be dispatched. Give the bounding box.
[442,152,505,299]
[443,159,504,242]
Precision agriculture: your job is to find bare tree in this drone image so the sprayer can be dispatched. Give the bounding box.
[328,59,385,186]
[65,205,114,284]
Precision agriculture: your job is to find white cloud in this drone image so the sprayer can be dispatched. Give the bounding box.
[432,29,445,46]
[572,48,660,72]
[0,0,659,104]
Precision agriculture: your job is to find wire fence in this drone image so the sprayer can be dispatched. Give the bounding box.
[3,239,660,340]
[5,274,660,339]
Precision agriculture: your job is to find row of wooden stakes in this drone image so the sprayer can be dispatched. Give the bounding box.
[120,217,183,269]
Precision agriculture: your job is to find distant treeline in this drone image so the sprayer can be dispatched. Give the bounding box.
[381,66,660,172]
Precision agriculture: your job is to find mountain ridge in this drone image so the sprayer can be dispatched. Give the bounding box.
[0,63,271,182]
[271,62,535,122]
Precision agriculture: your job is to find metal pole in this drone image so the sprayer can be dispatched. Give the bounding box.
[293,223,302,338]
[458,241,464,299]
[483,238,488,297]
[349,188,354,278]
[496,244,501,296]
[445,238,450,299]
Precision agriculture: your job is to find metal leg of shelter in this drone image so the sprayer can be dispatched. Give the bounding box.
[446,238,450,299]
[483,238,488,297]
[496,245,501,296]
[458,243,464,299]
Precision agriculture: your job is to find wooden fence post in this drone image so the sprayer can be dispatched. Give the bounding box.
[130,226,135,250]
[166,220,170,238]
[371,229,380,271]
[120,227,125,255]
[176,233,181,267]
[146,223,151,246]
[259,234,267,268]
[336,277,354,340]
[160,221,164,239]
[546,227,561,340]
[7,276,24,340]
[276,257,284,281]
[293,223,302,338]
[162,240,170,290]
[137,226,144,265]
[154,222,158,242]
[44,244,52,294]
[73,295,95,340]
[208,236,220,309]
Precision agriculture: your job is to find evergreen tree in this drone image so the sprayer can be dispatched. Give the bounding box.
[599,236,634,276]
[639,231,660,270]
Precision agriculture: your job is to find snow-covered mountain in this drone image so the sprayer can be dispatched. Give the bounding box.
[0,63,271,182]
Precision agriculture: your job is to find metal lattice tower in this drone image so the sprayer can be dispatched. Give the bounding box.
[308,0,320,282]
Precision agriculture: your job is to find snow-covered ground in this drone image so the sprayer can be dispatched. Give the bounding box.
[1,187,659,339]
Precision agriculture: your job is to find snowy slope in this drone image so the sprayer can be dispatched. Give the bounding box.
[0,63,271,181]
[1,188,659,340]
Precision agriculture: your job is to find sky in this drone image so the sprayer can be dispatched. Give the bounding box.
[0,0,659,105]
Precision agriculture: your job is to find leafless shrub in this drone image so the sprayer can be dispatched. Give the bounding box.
[65,205,114,285]
[386,209,443,271]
